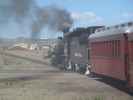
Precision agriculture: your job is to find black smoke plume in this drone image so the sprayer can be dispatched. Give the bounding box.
[31,5,73,40]
[0,0,35,22]
[11,0,34,21]
[0,1,73,40]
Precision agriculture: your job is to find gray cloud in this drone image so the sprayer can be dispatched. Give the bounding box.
[71,11,102,22]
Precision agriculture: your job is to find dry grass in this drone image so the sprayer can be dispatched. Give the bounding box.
[0,71,132,100]
[0,49,132,100]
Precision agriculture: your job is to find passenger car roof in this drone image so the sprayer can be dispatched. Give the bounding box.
[89,22,133,39]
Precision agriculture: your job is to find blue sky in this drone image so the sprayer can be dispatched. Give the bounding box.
[37,0,133,38]
[37,0,133,26]
[0,0,133,39]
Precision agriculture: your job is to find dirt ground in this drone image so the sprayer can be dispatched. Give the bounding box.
[0,50,132,100]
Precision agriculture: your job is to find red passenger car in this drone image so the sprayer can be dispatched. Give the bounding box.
[89,22,133,88]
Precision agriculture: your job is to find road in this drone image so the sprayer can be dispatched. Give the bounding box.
[0,50,132,100]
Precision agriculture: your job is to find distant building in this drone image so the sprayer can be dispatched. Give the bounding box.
[14,43,29,48]
[29,43,39,50]
[6,38,58,50]
[9,43,38,50]
[37,39,58,49]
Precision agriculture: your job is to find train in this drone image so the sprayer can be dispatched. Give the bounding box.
[89,22,133,89]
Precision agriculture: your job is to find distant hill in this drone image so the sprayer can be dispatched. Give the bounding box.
[0,38,58,48]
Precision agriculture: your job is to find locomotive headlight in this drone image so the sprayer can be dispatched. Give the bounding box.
[125,29,131,33]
